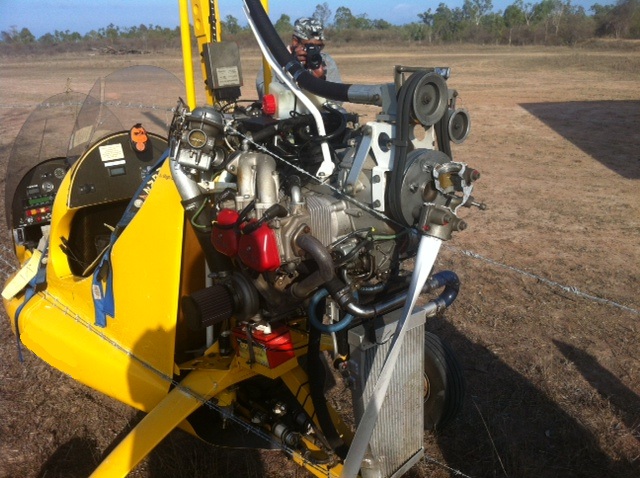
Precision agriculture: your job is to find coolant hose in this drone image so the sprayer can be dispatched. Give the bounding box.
[244,0,351,103]
[426,270,459,307]
[325,270,459,319]
[289,234,335,300]
[289,232,459,313]
[308,289,354,334]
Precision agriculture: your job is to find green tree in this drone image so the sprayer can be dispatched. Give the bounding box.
[274,14,292,34]
[463,0,494,25]
[1,25,35,44]
[312,2,332,26]
[504,2,526,44]
[17,27,35,43]
[432,3,459,41]
[481,12,505,42]
[222,15,241,35]
[604,0,640,38]
[560,4,595,44]
[352,13,373,30]
[404,22,426,42]
[334,6,355,30]
[372,19,393,30]
[418,8,435,42]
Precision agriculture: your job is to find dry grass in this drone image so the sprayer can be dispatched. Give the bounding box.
[1,44,639,478]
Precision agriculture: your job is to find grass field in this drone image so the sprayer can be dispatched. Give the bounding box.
[1,43,639,477]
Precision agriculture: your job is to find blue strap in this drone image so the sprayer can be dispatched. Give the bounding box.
[91,149,170,327]
[92,248,114,327]
[14,244,49,361]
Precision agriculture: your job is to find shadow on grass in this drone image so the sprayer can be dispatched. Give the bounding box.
[554,339,640,444]
[36,436,99,478]
[520,101,640,179]
[36,413,268,478]
[427,317,640,478]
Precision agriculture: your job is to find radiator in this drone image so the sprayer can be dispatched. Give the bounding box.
[348,308,426,478]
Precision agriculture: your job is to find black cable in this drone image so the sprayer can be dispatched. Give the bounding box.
[307,314,349,459]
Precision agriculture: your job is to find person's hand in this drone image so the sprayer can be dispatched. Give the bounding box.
[310,63,327,80]
[293,43,308,65]
[293,44,327,79]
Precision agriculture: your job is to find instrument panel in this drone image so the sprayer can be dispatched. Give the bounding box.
[10,158,70,245]
[68,131,168,209]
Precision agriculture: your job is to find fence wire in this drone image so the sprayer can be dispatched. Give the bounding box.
[1,242,637,315]
[444,244,639,315]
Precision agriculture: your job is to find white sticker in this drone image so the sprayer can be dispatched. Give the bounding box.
[99,143,125,163]
[216,67,240,87]
[104,160,126,168]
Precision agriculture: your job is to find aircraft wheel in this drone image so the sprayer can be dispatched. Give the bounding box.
[424,332,466,430]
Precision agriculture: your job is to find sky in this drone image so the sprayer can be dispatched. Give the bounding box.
[1,0,616,38]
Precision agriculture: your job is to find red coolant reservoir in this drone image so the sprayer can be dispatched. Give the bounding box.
[212,209,240,256]
[238,221,281,272]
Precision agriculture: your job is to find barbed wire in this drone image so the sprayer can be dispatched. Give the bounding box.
[0,242,473,478]
[422,455,474,478]
[0,102,174,111]
[0,233,637,478]
[1,242,637,315]
[444,245,639,315]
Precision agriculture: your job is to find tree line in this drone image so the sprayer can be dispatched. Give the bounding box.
[2,0,639,53]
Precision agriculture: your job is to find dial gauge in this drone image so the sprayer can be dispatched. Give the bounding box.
[187,129,207,148]
[41,181,55,193]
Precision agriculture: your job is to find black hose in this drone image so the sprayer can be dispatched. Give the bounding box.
[249,124,279,143]
[307,315,349,458]
[244,0,351,102]
[288,235,336,300]
[288,230,459,315]
[426,270,459,307]
[325,270,459,319]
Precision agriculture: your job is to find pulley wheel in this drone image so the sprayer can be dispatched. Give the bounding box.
[395,149,450,226]
[412,72,449,127]
[447,108,471,144]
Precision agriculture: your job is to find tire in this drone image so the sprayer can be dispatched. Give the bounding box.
[424,332,466,431]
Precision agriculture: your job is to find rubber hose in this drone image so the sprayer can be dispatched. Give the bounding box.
[308,289,354,334]
[325,270,459,319]
[289,235,336,300]
[427,270,459,307]
[306,312,349,458]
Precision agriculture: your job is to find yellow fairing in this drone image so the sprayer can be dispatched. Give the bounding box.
[5,159,186,412]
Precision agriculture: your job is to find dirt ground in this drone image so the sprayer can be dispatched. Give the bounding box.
[1,43,639,478]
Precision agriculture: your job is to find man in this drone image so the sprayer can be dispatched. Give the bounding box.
[256,17,341,99]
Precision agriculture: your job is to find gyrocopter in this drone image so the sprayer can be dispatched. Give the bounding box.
[2,0,482,476]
